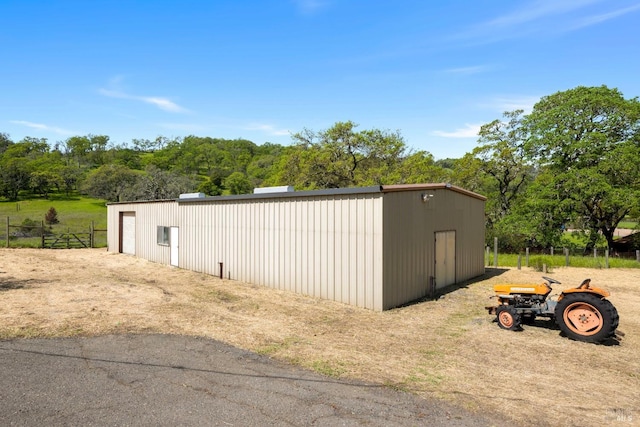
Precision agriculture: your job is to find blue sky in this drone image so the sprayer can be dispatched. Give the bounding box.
[2,0,639,159]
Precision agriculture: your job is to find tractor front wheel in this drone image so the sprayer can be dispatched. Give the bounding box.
[554,293,618,343]
[496,306,521,331]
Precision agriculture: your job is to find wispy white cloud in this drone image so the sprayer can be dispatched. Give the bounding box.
[142,96,187,113]
[246,123,291,136]
[483,0,600,29]
[10,120,76,136]
[99,88,189,113]
[433,96,538,141]
[488,95,540,114]
[99,76,189,113]
[569,3,640,30]
[451,0,639,44]
[432,123,482,138]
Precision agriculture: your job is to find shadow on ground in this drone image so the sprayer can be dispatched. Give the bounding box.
[0,277,47,291]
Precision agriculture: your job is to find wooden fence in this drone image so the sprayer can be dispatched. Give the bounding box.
[2,217,106,248]
[42,232,92,249]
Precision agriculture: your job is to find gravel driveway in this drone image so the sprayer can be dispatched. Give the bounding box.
[0,334,500,426]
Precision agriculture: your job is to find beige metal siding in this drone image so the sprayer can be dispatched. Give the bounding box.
[382,189,485,309]
[382,191,433,309]
[107,201,179,265]
[106,185,484,311]
[177,194,384,310]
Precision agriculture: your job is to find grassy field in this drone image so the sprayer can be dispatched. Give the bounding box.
[486,252,640,269]
[618,220,639,229]
[1,249,638,426]
[0,194,108,247]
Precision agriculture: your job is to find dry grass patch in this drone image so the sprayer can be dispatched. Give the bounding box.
[0,248,638,426]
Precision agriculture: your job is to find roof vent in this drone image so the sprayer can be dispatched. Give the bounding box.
[179,192,206,199]
[253,186,294,194]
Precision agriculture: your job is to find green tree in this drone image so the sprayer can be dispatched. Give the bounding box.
[498,170,569,250]
[59,165,84,195]
[0,132,12,155]
[145,137,183,171]
[87,134,109,166]
[524,85,640,250]
[560,142,640,249]
[19,137,49,155]
[64,135,92,166]
[525,86,640,170]
[105,144,143,170]
[197,177,222,196]
[0,138,56,200]
[224,171,252,195]
[30,170,61,198]
[129,165,196,200]
[62,134,110,167]
[396,151,451,184]
[450,153,488,194]
[475,110,533,227]
[81,164,140,202]
[0,157,30,200]
[276,121,410,189]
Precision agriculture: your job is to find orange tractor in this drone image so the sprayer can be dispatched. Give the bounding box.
[486,276,620,343]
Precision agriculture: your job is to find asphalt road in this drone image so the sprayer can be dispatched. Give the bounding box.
[0,334,500,426]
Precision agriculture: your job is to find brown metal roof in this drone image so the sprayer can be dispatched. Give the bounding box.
[381,183,487,201]
[107,183,486,205]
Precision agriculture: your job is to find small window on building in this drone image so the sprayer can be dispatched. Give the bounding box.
[157,226,170,246]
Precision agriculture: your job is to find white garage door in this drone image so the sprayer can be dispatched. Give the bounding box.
[121,213,136,255]
[435,231,456,290]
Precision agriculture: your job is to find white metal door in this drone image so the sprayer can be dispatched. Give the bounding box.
[435,231,456,290]
[121,213,136,255]
[170,226,179,267]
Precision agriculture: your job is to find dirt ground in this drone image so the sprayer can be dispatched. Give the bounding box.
[1,248,638,427]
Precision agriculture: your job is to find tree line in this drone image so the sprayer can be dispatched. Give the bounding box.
[2,85,639,251]
[0,122,451,202]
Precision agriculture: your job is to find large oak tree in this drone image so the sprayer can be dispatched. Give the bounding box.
[524,85,640,250]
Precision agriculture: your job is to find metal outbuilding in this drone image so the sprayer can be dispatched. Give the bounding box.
[107,184,486,311]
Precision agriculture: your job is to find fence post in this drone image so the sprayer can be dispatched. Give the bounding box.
[494,237,498,268]
[5,217,9,248]
[637,250,640,263]
[564,247,569,266]
[517,254,522,270]
[90,221,95,248]
[526,247,529,267]
[550,246,554,256]
[605,249,609,268]
[486,246,490,266]
[594,247,597,259]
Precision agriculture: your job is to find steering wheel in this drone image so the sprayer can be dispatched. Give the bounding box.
[542,276,562,285]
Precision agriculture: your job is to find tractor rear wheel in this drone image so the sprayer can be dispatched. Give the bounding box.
[496,306,521,331]
[554,293,619,343]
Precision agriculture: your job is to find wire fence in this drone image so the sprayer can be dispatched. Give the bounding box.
[486,237,640,270]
